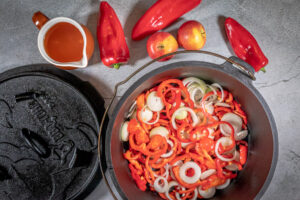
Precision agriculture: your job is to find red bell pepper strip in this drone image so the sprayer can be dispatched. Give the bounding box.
[239,145,248,165]
[224,17,268,72]
[97,1,130,69]
[132,0,202,40]
[129,164,147,191]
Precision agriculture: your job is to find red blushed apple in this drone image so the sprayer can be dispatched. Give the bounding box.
[147,32,178,61]
[178,20,206,50]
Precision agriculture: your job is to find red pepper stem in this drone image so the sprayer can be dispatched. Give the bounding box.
[113,63,121,69]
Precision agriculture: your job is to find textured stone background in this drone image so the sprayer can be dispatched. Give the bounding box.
[0,0,299,199]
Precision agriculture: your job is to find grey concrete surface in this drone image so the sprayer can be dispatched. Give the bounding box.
[1,0,300,199]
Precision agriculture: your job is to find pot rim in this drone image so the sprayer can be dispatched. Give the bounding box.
[104,60,278,200]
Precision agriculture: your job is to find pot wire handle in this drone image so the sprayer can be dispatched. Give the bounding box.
[97,50,255,200]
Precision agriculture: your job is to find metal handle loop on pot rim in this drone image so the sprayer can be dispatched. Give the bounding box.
[97,50,255,200]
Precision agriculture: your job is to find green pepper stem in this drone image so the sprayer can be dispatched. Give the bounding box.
[260,67,266,73]
[113,63,121,69]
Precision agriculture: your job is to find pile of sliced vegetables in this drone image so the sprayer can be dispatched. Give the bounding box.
[121,77,249,199]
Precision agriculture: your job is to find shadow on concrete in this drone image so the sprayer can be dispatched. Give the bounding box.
[123,1,154,66]
[218,15,235,55]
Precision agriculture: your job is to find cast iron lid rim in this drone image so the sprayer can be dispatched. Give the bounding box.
[0,65,101,200]
[104,60,278,200]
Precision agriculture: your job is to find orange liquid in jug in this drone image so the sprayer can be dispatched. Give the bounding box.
[44,22,83,62]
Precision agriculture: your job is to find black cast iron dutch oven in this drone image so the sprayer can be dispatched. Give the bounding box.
[98,50,278,200]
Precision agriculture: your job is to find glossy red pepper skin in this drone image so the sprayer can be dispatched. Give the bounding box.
[97,1,130,69]
[132,0,202,40]
[224,17,268,72]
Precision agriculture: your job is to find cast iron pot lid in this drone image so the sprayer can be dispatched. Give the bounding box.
[0,65,104,200]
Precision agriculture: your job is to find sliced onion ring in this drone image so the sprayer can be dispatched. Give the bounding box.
[120,121,129,141]
[207,85,217,96]
[127,101,137,118]
[235,130,248,141]
[181,142,191,148]
[179,161,201,184]
[198,186,216,199]
[165,181,179,200]
[161,140,174,158]
[225,163,239,171]
[182,77,206,88]
[154,176,168,193]
[215,102,231,107]
[204,102,214,114]
[190,188,198,200]
[153,164,170,179]
[216,178,230,189]
[150,126,169,138]
[215,137,236,162]
[139,106,160,125]
[200,169,216,180]
[211,83,224,102]
[220,113,243,136]
[139,106,153,122]
[147,91,164,112]
[175,186,186,200]
[172,107,199,129]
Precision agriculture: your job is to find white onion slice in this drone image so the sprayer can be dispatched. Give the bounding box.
[190,86,205,99]
[182,77,206,88]
[220,125,231,137]
[234,151,240,162]
[154,164,170,179]
[198,186,216,199]
[139,106,153,122]
[211,83,224,102]
[120,121,129,141]
[179,161,201,184]
[175,187,186,200]
[181,142,191,148]
[207,85,217,95]
[172,160,183,167]
[216,179,230,189]
[172,107,199,129]
[165,181,179,200]
[127,101,137,118]
[188,84,205,106]
[215,102,231,107]
[200,169,216,180]
[220,113,243,136]
[139,106,160,125]
[235,130,248,141]
[175,110,188,120]
[215,137,236,162]
[204,102,214,114]
[150,126,169,138]
[154,176,168,193]
[190,188,198,200]
[161,140,174,158]
[225,163,239,171]
[170,161,183,180]
[147,91,164,112]
[207,128,215,139]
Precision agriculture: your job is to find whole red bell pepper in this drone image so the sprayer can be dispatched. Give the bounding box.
[224,17,268,72]
[132,0,202,40]
[97,1,130,69]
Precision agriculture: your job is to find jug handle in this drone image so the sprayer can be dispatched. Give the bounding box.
[32,11,49,30]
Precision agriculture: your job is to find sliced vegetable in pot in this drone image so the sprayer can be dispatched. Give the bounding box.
[121,77,249,199]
